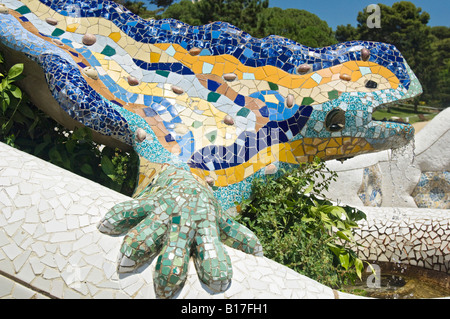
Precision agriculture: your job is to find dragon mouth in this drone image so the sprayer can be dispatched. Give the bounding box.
[370,117,415,150]
[372,97,414,124]
[367,64,423,150]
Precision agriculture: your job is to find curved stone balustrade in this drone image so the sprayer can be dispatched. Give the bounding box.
[351,207,450,273]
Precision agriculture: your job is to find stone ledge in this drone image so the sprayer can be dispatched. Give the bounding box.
[0,141,340,299]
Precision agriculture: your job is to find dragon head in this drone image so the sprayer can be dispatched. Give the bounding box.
[278,41,422,163]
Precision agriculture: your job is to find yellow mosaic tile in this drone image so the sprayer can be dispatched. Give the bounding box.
[108,32,121,42]
[66,23,79,32]
[149,52,160,63]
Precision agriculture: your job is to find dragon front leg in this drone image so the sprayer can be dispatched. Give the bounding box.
[97,164,263,298]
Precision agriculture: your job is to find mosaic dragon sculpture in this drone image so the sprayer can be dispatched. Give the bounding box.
[0,0,422,298]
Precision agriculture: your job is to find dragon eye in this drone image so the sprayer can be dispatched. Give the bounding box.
[325,109,346,132]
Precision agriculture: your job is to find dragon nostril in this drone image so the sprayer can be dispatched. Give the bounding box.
[365,80,378,89]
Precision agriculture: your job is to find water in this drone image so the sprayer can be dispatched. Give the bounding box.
[343,261,450,299]
[387,138,416,219]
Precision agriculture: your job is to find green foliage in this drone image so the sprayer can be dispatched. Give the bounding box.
[335,1,449,108]
[0,52,138,196]
[253,7,337,47]
[161,0,336,47]
[30,125,139,194]
[0,52,47,142]
[161,0,203,25]
[147,0,174,8]
[335,24,359,43]
[0,53,28,136]
[162,0,269,32]
[6,120,139,195]
[354,1,431,46]
[235,158,368,288]
[429,27,450,107]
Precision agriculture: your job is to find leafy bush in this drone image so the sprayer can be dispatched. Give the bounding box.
[235,158,368,289]
[28,125,139,195]
[0,54,30,137]
[0,53,138,196]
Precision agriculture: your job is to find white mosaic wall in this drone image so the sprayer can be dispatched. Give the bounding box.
[351,207,450,273]
[0,141,356,299]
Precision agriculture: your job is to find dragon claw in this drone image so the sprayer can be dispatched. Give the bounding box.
[97,219,115,234]
[117,253,137,273]
[97,165,262,298]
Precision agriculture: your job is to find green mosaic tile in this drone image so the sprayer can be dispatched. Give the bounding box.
[15,5,31,14]
[205,130,217,143]
[51,28,65,37]
[268,82,279,90]
[236,108,251,117]
[328,90,339,100]
[207,92,221,102]
[302,97,314,105]
[101,45,116,57]
[172,215,181,224]
[156,70,170,77]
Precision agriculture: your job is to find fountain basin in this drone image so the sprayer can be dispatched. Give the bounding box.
[343,261,450,299]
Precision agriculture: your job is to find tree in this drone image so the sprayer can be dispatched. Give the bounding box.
[196,0,269,30]
[335,24,358,43]
[162,0,335,47]
[335,2,441,109]
[355,2,431,46]
[254,7,336,47]
[163,0,269,31]
[429,26,450,107]
[148,0,175,8]
[160,0,202,25]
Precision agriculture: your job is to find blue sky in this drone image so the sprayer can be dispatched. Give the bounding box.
[141,0,450,30]
[267,0,450,29]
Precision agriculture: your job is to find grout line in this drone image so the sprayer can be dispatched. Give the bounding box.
[0,269,58,299]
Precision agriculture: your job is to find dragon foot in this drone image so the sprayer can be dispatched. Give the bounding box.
[97,165,262,298]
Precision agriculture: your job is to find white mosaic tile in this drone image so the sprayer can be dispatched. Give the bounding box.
[0,142,345,299]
